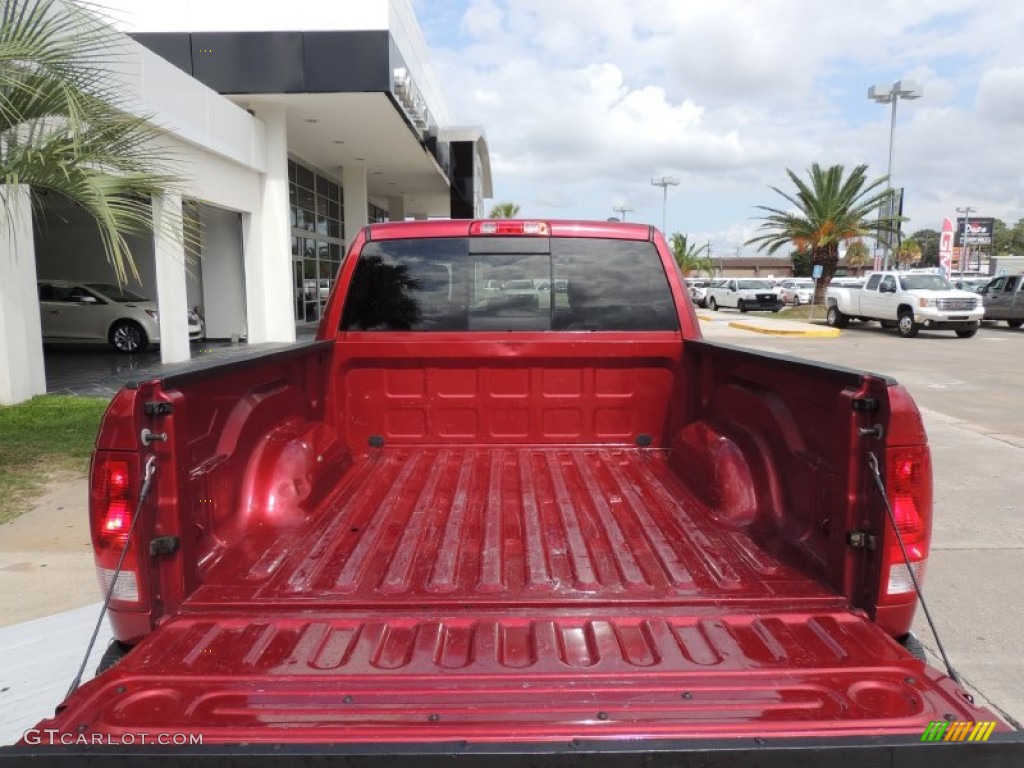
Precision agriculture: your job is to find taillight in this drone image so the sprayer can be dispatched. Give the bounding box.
[880,445,932,599]
[90,453,141,603]
[97,460,132,546]
[469,220,550,236]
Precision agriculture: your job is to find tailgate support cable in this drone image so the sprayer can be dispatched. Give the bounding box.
[867,451,961,685]
[65,455,158,698]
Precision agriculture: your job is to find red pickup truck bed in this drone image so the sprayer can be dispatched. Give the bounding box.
[40,445,984,743]
[11,221,1020,765]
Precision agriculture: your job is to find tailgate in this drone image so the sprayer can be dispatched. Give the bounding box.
[26,605,1010,744]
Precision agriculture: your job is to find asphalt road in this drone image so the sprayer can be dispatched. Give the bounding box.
[700,313,1024,728]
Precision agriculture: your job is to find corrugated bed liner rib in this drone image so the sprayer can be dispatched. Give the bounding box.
[190,447,837,608]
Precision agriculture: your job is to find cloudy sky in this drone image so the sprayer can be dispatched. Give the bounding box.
[413,0,1024,255]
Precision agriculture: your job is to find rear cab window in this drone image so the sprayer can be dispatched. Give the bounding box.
[341,237,679,332]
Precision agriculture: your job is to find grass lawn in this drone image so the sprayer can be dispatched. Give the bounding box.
[0,395,109,525]
[776,304,829,322]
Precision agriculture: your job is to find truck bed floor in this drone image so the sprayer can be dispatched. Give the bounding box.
[44,456,992,740]
[189,447,838,609]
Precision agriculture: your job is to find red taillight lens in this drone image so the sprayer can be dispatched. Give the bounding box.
[880,446,932,600]
[90,454,142,603]
[469,220,550,236]
[96,460,133,546]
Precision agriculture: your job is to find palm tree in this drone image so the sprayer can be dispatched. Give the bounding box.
[670,232,712,276]
[746,164,899,303]
[896,238,922,269]
[488,202,520,219]
[844,239,871,275]
[2,0,188,285]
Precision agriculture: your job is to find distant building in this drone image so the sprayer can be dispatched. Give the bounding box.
[711,256,871,278]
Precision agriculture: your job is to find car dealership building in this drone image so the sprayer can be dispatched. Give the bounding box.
[0,0,491,404]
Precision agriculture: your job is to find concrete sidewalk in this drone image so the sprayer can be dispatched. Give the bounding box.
[0,603,112,745]
[697,312,840,338]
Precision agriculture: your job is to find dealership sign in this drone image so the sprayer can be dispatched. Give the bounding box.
[954,217,994,246]
[939,217,954,278]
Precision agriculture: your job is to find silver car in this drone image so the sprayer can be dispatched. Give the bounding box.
[779,278,815,305]
[38,281,203,353]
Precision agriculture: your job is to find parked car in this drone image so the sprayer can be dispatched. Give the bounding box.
[978,274,1024,328]
[38,280,203,353]
[684,277,712,307]
[706,278,783,312]
[778,278,815,305]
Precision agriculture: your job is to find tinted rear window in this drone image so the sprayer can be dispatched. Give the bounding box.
[341,237,678,332]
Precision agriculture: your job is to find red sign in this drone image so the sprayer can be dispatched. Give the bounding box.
[939,217,954,279]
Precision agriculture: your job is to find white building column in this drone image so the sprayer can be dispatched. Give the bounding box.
[153,194,191,364]
[0,186,46,404]
[245,101,295,343]
[343,164,368,250]
[387,195,406,222]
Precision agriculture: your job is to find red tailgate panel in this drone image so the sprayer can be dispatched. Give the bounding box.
[40,606,992,743]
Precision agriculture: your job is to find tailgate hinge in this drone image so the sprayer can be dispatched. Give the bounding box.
[149,536,180,557]
[846,530,877,550]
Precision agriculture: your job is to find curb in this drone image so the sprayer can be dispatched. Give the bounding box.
[727,321,841,338]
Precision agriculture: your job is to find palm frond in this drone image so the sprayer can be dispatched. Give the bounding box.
[2,0,192,284]
[747,162,900,257]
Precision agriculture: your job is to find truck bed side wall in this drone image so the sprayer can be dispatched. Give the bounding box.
[99,343,339,641]
[680,340,890,614]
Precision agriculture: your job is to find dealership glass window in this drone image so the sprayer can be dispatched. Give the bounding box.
[369,201,388,223]
[289,159,344,323]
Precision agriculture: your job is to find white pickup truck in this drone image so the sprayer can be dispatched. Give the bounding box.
[706,277,783,312]
[825,270,983,338]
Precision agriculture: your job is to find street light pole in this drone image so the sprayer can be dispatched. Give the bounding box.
[613,205,633,222]
[956,206,976,279]
[868,80,923,271]
[651,176,679,235]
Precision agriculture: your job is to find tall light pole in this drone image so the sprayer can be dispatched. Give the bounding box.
[613,205,633,221]
[956,205,976,279]
[651,176,679,235]
[868,80,923,270]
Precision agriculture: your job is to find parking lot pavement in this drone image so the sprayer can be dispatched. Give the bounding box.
[708,319,1024,726]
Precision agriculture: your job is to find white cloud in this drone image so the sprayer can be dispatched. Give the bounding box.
[460,0,503,38]
[977,67,1024,123]
[426,1,1024,250]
